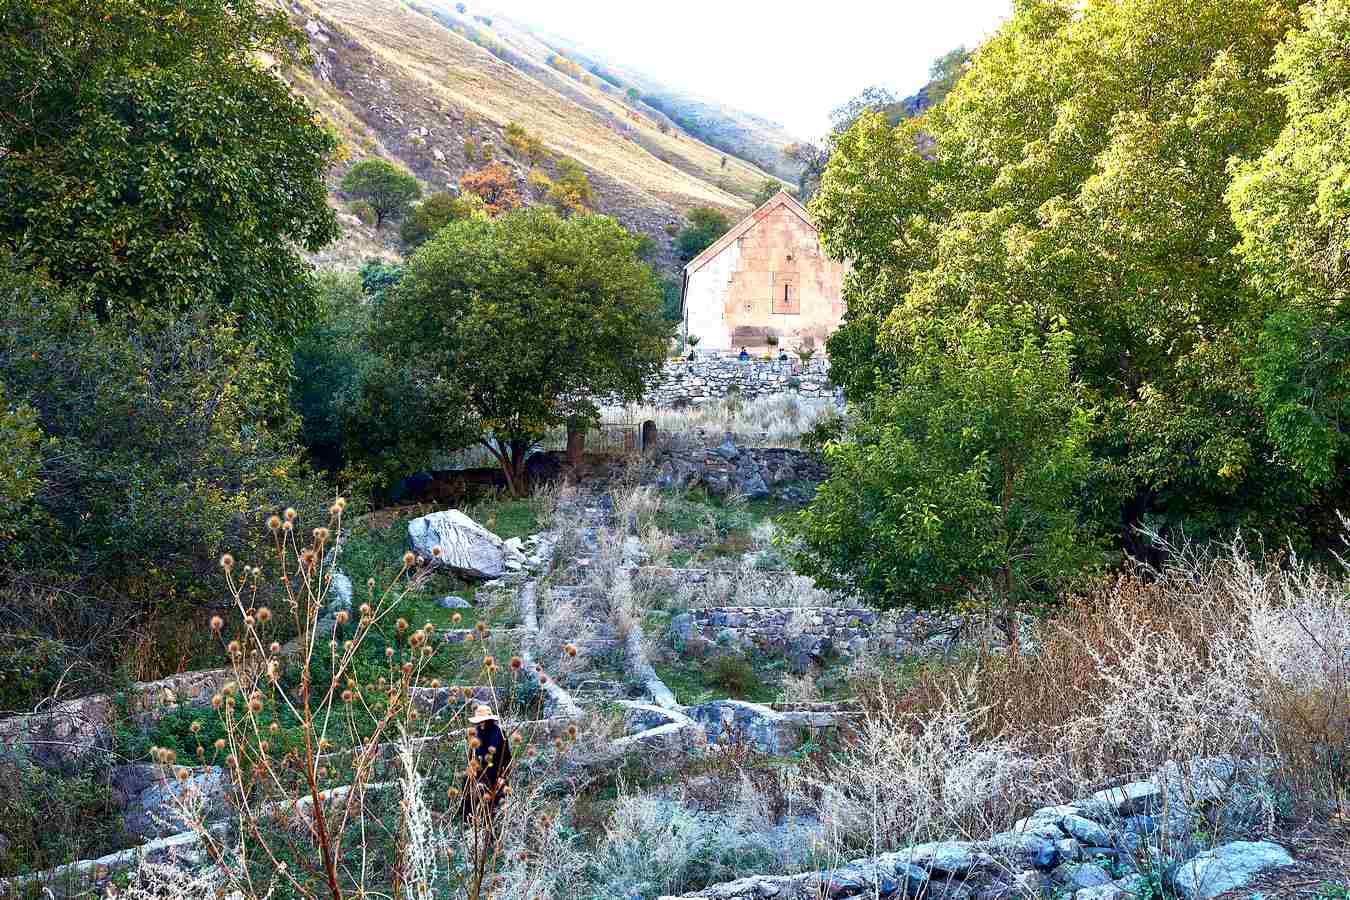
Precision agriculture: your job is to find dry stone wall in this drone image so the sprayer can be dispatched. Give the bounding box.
[645,354,837,407]
[671,605,953,661]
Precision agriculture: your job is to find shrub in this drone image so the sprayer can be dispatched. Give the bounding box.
[460,161,524,216]
[341,159,421,227]
[0,261,323,687]
[503,121,548,165]
[349,199,378,226]
[0,749,132,877]
[0,386,41,560]
[527,167,553,200]
[399,191,477,249]
[712,653,755,695]
[546,158,594,216]
[291,269,473,501]
[676,207,731,261]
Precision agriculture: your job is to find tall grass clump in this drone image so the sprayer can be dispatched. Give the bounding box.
[807,529,1350,860]
[614,394,840,449]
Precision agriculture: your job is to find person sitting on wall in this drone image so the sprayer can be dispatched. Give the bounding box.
[778,350,789,361]
[738,346,750,362]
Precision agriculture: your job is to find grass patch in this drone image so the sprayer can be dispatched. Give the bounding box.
[463,494,539,541]
[655,653,786,705]
[654,488,799,564]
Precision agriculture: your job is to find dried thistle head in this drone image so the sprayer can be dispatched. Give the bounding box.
[220,554,234,571]
[210,615,224,633]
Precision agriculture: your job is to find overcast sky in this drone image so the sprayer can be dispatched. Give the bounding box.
[487,1,1013,139]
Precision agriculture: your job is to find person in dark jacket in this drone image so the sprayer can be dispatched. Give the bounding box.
[460,704,512,825]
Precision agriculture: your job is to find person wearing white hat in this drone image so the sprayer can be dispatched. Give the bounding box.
[461,703,512,825]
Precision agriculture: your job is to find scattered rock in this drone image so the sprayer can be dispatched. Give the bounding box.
[1092,781,1163,816]
[1065,863,1112,891]
[328,571,353,610]
[713,437,740,461]
[902,840,990,875]
[437,595,472,610]
[1170,840,1294,900]
[1061,813,1113,848]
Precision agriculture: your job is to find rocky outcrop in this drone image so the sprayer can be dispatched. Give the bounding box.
[406,508,524,580]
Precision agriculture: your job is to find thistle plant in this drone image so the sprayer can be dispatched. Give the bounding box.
[143,500,572,900]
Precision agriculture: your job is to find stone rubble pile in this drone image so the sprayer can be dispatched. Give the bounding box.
[653,442,827,502]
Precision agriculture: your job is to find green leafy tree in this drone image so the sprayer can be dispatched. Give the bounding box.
[292,272,473,500]
[1228,0,1350,487]
[0,260,322,682]
[399,192,478,248]
[926,46,971,107]
[751,180,783,207]
[675,207,732,261]
[341,160,422,228]
[814,0,1333,554]
[793,312,1103,633]
[374,208,670,495]
[661,276,684,323]
[0,0,339,344]
[783,141,831,202]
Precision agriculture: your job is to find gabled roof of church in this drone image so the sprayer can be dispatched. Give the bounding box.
[683,190,815,276]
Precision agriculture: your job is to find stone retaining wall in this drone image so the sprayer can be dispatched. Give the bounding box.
[646,355,836,407]
[0,668,230,771]
[677,606,882,656]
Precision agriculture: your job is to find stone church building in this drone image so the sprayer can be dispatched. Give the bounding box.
[679,191,847,355]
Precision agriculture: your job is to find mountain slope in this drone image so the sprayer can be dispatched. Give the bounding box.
[282,0,792,266]
[498,15,804,182]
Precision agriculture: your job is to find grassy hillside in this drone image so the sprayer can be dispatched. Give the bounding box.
[282,0,789,266]
[502,15,806,182]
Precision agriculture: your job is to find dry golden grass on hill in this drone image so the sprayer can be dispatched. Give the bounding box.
[297,0,767,219]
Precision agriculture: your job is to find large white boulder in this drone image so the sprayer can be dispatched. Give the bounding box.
[407,509,521,580]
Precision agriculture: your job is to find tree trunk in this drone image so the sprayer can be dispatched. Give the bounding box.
[505,441,530,497]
